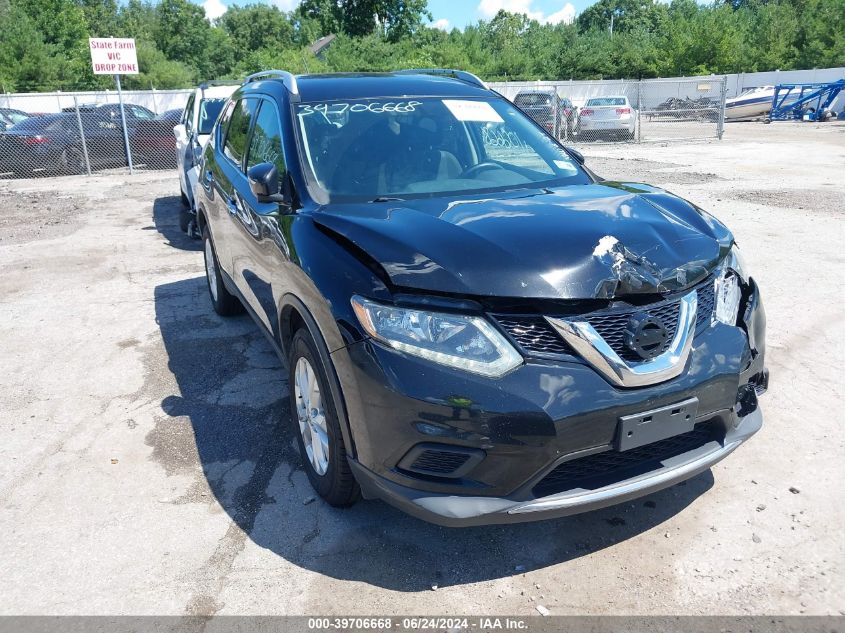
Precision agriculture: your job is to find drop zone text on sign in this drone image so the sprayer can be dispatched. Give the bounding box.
[89,37,138,74]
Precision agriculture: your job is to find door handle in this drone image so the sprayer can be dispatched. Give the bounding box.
[204,170,213,185]
[226,196,238,216]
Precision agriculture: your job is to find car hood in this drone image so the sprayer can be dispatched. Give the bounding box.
[313,182,734,300]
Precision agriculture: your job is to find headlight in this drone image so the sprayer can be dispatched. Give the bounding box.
[351,296,522,378]
[715,244,747,325]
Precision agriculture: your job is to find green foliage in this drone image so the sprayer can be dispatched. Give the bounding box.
[0,0,842,93]
[298,0,431,41]
[220,4,294,56]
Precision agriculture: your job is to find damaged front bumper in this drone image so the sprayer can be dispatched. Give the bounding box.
[349,406,762,527]
[332,278,767,527]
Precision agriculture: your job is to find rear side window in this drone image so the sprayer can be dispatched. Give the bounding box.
[246,101,286,175]
[223,98,259,168]
[182,94,195,133]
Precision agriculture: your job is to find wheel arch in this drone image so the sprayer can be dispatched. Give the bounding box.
[278,294,357,460]
[196,203,208,236]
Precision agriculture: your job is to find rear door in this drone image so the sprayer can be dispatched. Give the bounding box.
[79,112,121,167]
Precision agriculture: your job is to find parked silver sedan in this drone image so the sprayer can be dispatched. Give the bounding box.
[577,96,637,140]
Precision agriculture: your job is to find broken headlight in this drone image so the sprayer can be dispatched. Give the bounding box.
[715,245,747,325]
[351,296,522,378]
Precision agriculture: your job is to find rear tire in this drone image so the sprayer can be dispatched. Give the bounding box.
[202,227,243,316]
[289,328,360,507]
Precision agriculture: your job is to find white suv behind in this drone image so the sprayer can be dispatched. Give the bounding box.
[173,82,239,233]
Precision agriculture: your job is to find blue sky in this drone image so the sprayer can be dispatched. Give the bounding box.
[199,0,586,30]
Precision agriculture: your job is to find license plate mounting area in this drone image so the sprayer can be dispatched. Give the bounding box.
[616,397,699,452]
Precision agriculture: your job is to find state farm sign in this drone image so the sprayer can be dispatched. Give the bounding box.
[89,38,138,75]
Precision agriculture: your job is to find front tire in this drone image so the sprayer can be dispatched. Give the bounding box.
[202,227,243,316]
[289,328,359,507]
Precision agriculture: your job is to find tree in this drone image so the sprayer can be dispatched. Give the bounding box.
[299,0,430,41]
[153,0,210,79]
[220,4,295,57]
[577,0,666,35]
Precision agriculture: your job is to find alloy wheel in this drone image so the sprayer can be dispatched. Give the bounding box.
[294,356,330,476]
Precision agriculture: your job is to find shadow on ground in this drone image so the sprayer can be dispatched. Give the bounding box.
[152,276,714,592]
[152,195,200,252]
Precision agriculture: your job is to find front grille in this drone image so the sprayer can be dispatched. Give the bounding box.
[696,279,716,332]
[533,420,721,497]
[586,301,680,363]
[495,277,716,360]
[496,316,572,356]
[409,449,471,475]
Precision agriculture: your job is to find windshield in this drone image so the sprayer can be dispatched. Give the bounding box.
[586,97,626,107]
[294,97,587,202]
[198,98,226,135]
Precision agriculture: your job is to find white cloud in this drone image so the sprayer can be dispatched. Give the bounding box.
[202,0,227,20]
[477,0,575,25]
[269,0,302,10]
[545,2,576,24]
[432,18,451,31]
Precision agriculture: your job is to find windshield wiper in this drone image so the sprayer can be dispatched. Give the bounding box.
[369,196,405,203]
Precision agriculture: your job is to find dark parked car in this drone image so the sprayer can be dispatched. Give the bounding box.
[195,69,767,526]
[513,90,577,139]
[130,109,182,168]
[65,102,156,123]
[0,112,128,176]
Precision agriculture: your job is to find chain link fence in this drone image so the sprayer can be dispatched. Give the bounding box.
[0,89,191,179]
[492,77,727,144]
[0,79,727,181]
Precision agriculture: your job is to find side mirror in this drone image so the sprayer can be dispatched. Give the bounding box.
[565,147,585,165]
[247,162,288,205]
[173,123,186,143]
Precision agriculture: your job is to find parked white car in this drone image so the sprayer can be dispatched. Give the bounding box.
[173,82,239,232]
[577,96,637,140]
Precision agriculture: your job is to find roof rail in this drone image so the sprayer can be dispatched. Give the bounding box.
[243,70,299,95]
[394,68,488,90]
[199,79,240,90]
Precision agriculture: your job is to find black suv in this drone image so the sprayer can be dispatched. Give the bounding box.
[513,90,577,139]
[195,69,767,526]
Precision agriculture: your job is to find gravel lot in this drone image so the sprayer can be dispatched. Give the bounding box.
[0,121,843,616]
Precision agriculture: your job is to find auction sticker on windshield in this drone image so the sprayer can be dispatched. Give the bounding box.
[443,100,504,123]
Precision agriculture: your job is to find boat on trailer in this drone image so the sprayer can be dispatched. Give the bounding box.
[725,86,777,120]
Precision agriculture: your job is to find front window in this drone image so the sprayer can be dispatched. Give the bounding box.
[294,97,587,203]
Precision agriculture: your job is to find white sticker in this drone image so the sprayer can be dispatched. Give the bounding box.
[553,159,574,170]
[443,100,504,123]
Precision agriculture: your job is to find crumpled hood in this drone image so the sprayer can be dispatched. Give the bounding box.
[313,182,733,300]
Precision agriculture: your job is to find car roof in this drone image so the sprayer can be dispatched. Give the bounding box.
[248,72,492,102]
